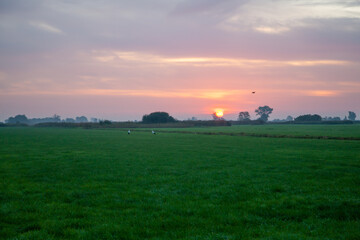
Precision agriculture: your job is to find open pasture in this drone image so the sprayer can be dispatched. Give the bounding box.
[152,124,360,139]
[0,126,360,239]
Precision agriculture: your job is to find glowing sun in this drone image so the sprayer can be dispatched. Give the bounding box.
[215,109,224,118]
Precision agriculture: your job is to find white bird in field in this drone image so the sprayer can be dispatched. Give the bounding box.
[128,130,131,134]
[152,130,156,135]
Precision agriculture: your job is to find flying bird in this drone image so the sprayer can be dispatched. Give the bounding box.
[252,91,256,94]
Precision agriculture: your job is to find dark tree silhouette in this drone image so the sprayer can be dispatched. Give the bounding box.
[76,116,88,123]
[294,114,322,122]
[348,111,356,121]
[65,118,75,123]
[5,114,29,124]
[255,106,273,122]
[286,115,293,121]
[99,120,112,125]
[238,111,250,121]
[142,112,176,123]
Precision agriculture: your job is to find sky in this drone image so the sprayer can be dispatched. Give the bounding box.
[0,0,360,121]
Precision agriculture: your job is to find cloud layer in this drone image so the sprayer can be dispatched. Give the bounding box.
[0,0,359,120]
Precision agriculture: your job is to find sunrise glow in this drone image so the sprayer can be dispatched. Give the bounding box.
[0,0,359,121]
[215,109,224,118]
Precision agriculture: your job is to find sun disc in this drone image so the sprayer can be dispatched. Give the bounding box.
[215,109,224,117]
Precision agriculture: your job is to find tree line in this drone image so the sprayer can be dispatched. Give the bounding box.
[1,109,357,126]
[4,114,94,125]
[142,108,357,124]
[237,108,357,122]
[236,105,274,122]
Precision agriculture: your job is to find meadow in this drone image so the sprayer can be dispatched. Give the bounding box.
[0,125,359,240]
[151,124,360,138]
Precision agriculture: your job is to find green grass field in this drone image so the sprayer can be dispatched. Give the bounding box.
[152,124,360,138]
[1,126,360,240]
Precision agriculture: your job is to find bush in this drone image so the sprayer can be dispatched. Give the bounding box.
[142,112,176,123]
[99,120,112,125]
[295,114,322,122]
